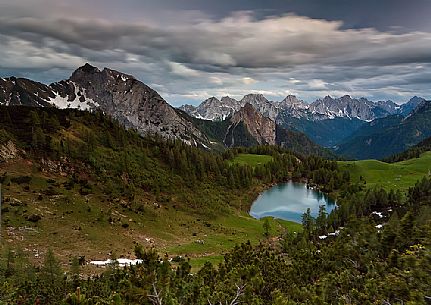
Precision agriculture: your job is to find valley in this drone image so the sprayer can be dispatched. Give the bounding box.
[1,100,430,305]
[1,1,431,302]
[0,107,309,270]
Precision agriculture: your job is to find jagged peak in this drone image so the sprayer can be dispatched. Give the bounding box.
[243,93,265,98]
[407,96,425,103]
[324,95,332,99]
[202,96,220,103]
[220,96,237,102]
[76,63,100,73]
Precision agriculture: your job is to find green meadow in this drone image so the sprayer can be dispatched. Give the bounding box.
[339,151,431,191]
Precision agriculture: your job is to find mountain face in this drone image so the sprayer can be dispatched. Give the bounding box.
[277,115,365,147]
[240,94,279,120]
[0,77,62,107]
[226,103,276,146]
[335,101,431,160]
[375,100,399,115]
[0,64,210,147]
[179,96,240,121]
[307,95,392,121]
[399,96,426,116]
[189,102,332,157]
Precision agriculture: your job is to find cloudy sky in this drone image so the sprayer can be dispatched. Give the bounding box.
[1,0,431,106]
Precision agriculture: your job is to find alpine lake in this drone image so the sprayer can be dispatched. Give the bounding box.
[250,181,336,223]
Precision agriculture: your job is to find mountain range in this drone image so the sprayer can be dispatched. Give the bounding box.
[180,94,430,158]
[335,100,431,159]
[0,64,330,157]
[1,64,429,160]
[180,94,424,122]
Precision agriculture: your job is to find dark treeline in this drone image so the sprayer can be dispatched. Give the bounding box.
[1,176,430,304]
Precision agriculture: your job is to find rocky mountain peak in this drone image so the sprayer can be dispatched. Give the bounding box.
[72,63,100,77]
[201,97,221,106]
[240,93,278,120]
[399,96,426,116]
[230,103,276,145]
[280,95,307,108]
[220,96,238,104]
[0,64,211,147]
[241,93,268,103]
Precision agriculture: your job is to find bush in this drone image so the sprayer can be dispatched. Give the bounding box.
[26,214,42,222]
[11,176,32,185]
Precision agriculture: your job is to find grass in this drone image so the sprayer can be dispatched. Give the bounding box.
[229,154,273,167]
[338,151,431,191]
[179,214,302,272]
[0,159,301,270]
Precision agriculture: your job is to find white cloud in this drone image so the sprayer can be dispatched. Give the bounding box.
[308,79,328,90]
[168,62,200,77]
[242,77,257,85]
[0,7,430,105]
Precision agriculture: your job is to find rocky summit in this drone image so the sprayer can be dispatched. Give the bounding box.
[226,103,276,146]
[0,64,210,147]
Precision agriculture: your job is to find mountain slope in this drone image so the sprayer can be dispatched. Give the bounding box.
[399,96,426,116]
[0,105,296,263]
[180,94,426,148]
[0,64,210,147]
[226,103,276,146]
[383,134,431,163]
[188,103,333,157]
[335,101,431,159]
[277,115,365,147]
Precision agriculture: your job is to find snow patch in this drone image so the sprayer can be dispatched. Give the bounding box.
[90,258,143,267]
[49,82,99,110]
[371,211,384,218]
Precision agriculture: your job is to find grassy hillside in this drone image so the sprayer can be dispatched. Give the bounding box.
[339,151,431,190]
[229,154,273,167]
[0,107,308,268]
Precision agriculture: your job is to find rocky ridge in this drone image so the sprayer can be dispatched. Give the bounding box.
[180,94,425,123]
[0,64,210,147]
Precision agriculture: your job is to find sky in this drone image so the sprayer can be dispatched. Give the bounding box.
[0,0,431,106]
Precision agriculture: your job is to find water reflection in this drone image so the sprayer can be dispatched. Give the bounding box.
[250,181,336,223]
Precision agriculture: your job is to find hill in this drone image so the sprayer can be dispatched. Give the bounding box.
[0,106,349,266]
[338,151,431,190]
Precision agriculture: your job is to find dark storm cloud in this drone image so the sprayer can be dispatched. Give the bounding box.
[0,0,430,105]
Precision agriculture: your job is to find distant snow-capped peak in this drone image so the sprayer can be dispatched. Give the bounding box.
[179,93,425,123]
